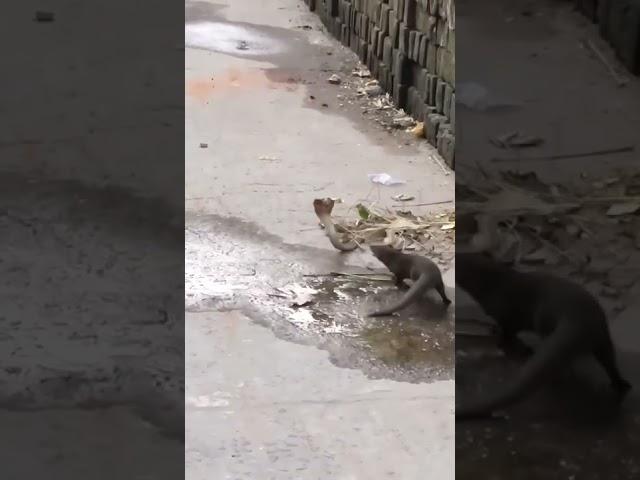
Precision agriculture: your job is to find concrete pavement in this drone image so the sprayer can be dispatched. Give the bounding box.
[185,0,455,478]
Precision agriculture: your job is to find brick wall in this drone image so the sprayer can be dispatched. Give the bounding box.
[303,0,455,169]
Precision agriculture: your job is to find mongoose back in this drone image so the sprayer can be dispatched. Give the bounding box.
[367,245,451,317]
[456,252,631,420]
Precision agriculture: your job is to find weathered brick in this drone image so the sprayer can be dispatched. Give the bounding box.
[450,93,455,129]
[436,18,448,47]
[399,23,410,54]
[329,0,339,16]
[446,23,455,53]
[425,15,437,40]
[393,82,408,109]
[377,31,386,58]
[408,30,416,59]
[438,129,455,169]
[437,47,454,84]
[416,0,429,31]
[379,63,389,90]
[362,15,370,39]
[418,35,428,67]
[404,0,417,28]
[380,4,391,34]
[383,36,393,65]
[428,0,439,15]
[443,83,453,121]
[426,73,437,105]
[333,17,342,37]
[389,14,400,47]
[359,39,368,62]
[396,0,406,21]
[372,0,382,23]
[435,79,445,113]
[412,32,423,62]
[425,112,446,144]
[426,43,437,73]
[371,26,380,53]
[417,68,428,98]
[392,49,411,85]
[406,86,417,115]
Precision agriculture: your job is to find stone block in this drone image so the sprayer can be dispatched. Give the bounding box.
[362,14,370,38]
[426,43,437,73]
[425,112,446,144]
[426,73,437,105]
[417,68,428,98]
[377,30,386,58]
[450,92,455,129]
[437,47,454,84]
[438,130,455,169]
[443,83,453,121]
[379,63,389,90]
[389,13,400,47]
[428,0,439,15]
[406,86,416,115]
[408,30,416,59]
[435,78,445,113]
[399,23,410,54]
[383,35,393,65]
[380,4,391,33]
[393,82,408,108]
[330,0,340,16]
[342,24,350,46]
[412,31,423,62]
[418,34,428,67]
[371,26,380,53]
[436,18,448,47]
[392,49,411,85]
[360,40,369,62]
[404,0,417,28]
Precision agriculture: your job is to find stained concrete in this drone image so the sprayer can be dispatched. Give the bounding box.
[185,0,455,478]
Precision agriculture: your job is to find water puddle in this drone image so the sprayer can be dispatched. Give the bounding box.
[185,22,289,57]
[185,213,454,382]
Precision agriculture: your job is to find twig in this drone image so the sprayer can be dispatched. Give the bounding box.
[303,272,393,281]
[430,152,451,176]
[392,200,454,207]
[492,145,634,163]
[583,39,629,87]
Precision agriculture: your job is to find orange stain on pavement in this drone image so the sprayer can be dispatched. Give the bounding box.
[186,68,301,102]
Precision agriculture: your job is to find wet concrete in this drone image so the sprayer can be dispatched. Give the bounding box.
[185,0,454,477]
[186,213,454,383]
[187,311,454,480]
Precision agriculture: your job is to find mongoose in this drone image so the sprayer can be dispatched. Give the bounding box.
[367,245,451,317]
